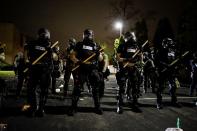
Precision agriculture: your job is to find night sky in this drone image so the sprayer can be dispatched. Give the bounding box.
[0,0,186,48]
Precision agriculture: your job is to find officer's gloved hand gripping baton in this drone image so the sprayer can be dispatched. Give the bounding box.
[23,41,59,73]
[161,51,189,73]
[123,40,148,68]
[72,48,104,71]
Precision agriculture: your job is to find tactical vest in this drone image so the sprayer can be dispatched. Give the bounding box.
[76,40,99,63]
[0,47,4,54]
[120,42,139,63]
[192,59,197,74]
[27,39,52,65]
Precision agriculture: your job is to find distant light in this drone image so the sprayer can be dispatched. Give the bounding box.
[114,21,123,30]
[22,104,31,111]
[56,88,60,93]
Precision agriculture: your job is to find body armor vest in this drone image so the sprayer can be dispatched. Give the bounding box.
[27,39,52,65]
[76,40,98,63]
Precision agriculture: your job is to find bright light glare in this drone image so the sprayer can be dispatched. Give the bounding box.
[114,21,123,30]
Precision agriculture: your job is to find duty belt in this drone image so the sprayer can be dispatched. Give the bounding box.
[34,63,50,66]
[83,61,97,65]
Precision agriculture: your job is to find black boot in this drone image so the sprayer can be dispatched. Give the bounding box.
[68,98,78,116]
[63,84,68,97]
[117,106,123,114]
[156,91,163,109]
[26,107,36,117]
[132,99,141,113]
[94,98,103,115]
[95,107,103,115]
[117,97,123,114]
[35,108,45,117]
[117,90,124,114]
[93,97,103,115]
[68,106,77,116]
[171,101,181,108]
[36,101,45,117]
[156,103,163,109]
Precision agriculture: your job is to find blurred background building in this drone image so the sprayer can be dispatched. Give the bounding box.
[0,22,25,64]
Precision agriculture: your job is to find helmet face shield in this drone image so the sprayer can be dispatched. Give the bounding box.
[38,28,50,39]
[162,42,168,49]
[162,38,174,49]
[193,52,197,59]
[143,52,149,60]
[68,38,76,44]
[124,31,136,42]
[54,46,59,52]
[83,29,94,40]
[68,38,76,49]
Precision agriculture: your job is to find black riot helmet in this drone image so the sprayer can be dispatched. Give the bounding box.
[53,46,60,53]
[193,52,197,59]
[38,28,50,40]
[68,38,76,49]
[68,38,76,45]
[162,38,174,49]
[83,29,94,40]
[143,51,149,61]
[124,31,136,43]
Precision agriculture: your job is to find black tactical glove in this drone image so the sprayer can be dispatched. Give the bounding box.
[95,50,100,58]
[46,46,52,53]
[25,61,31,68]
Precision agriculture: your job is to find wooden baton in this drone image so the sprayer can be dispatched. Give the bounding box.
[123,40,148,68]
[72,48,104,71]
[23,41,59,73]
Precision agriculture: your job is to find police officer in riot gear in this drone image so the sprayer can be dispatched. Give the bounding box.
[99,51,110,80]
[98,50,109,97]
[51,46,61,94]
[189,52,197,97]
[68,29,103,115]
[113,36,124,71]
[0,43,6,96]
[26,28,53,117]
[63,38,76,96]
[155,38,181,109]
[0,43,5,61]
[143,48,157,93]
[14,51,26,97]
[116,31,142,114]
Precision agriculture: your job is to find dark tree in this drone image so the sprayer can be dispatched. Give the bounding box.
[135,18,148,48]
[177,0,197,53]
[107,0,157,49]
[175,0,197,85]
[107,0,140,34]
[153,17,175,49]
[109,0,139,20]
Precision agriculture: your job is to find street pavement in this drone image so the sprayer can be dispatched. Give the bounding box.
[0,74,197,131]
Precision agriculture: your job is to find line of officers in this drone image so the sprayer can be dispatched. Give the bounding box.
[14,28,109,117]
[13,28,197,117]
[114,32,197,113]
